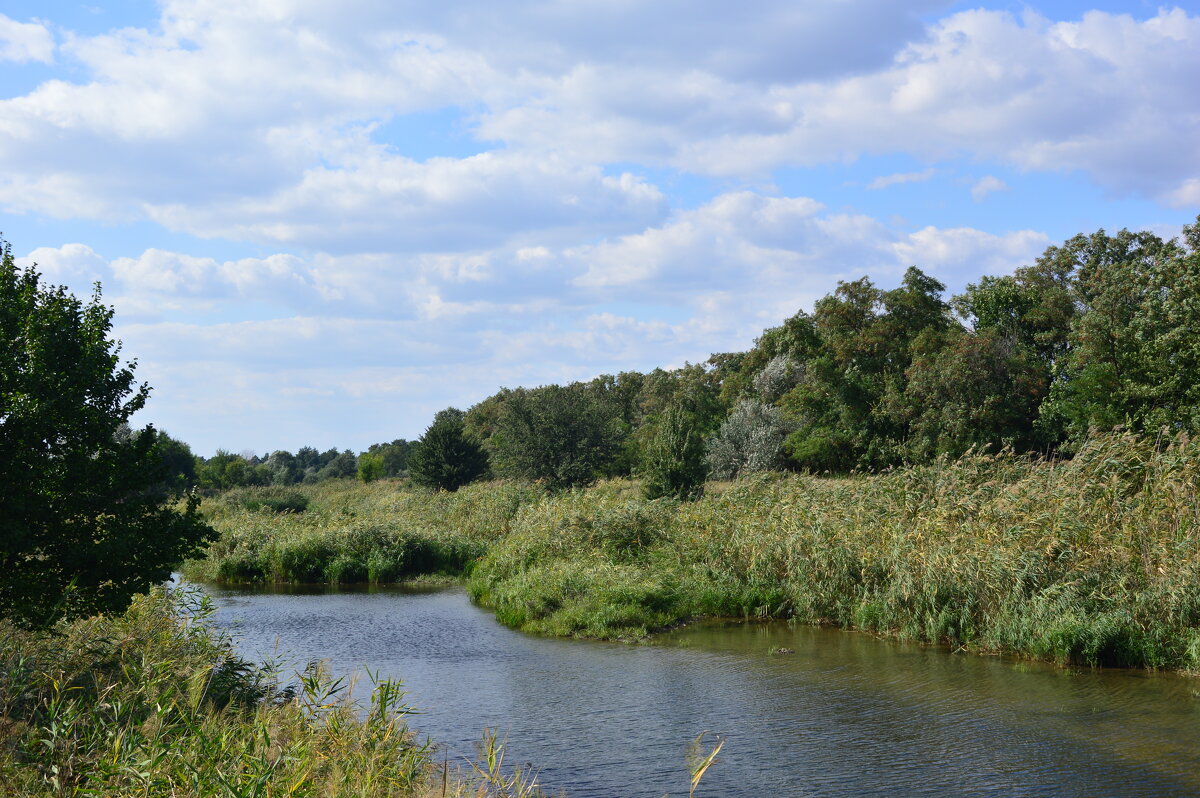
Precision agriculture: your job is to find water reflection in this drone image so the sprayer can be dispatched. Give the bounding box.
[201,582,1200,798]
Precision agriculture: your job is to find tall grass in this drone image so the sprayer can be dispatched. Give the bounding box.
[469,433,1200,669]
[0,587,568,797]
[187,434,1200,670]
[184,480,542,585]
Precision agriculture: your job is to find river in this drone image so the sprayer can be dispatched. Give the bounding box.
[199,581,1200,797]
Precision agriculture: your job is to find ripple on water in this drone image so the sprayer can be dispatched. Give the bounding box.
[200,583,1200,798]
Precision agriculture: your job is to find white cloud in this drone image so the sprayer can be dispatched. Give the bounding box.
[16,243,106,283]
[26,189,1053,452]
[868,169,936,190]
[971,175,1009,201]
[0,2,1193,245]
[481,7,1200,201]
[0,14,54,63]
[146,151,666,253]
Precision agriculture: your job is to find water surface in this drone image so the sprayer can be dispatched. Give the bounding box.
[202,582,1200,797]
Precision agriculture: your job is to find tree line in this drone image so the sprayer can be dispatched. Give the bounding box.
[183,217,1200,499]
[405,218,1200,497]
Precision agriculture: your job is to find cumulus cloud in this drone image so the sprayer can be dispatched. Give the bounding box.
[0,14,54,63]
[483,7,1200,201]
[3,1,1180,453]
[33,190,1048,452]
[16,243,107,283]
[1,1,1193,243]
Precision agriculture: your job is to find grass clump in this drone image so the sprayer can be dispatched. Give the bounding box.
[228,485,311,514]
[185,480,542,585]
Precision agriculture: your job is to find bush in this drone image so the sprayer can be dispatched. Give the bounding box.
[231,487,310,513]
[705,400,790,479]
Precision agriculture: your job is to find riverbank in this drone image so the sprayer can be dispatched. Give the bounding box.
[186,432,1200,671]
[0,587,554,797]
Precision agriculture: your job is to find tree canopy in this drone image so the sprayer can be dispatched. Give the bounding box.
[0,242,214,628]
[408,408,490,491]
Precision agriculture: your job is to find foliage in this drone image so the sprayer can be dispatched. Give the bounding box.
[228,485,310,514]
[365,439,414,477]
[780,267,954,470]
[751,354,803,403]
[0,587,561,797]
[490,383,623,490]
[705,400,790,479]
[408,408,490,492]
[470,431,1200,670]
[641,405,707,500]
[358,451,385,483]
[1045,222,1200,438]
[182,479,540,585]
[897,328,1048,459]
[0,244,214,629]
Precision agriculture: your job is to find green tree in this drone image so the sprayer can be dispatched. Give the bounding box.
[357,451,385,483]
[641,404,707,500]
[782,267,952,471]
[1045,220,1200,438]
[896,328,1048,459]
[318,450,358,480]
[408,408,490,491]
[365,439,413,477]
[0,243,214,628]
[491,383,622,490]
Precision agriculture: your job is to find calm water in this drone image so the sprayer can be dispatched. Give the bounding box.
[199,582,1200,798]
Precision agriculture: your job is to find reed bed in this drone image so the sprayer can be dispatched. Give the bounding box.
[184,480,542,585]
[187,433,1200,669]
[0,587,563,797]
[469,433,1200,669]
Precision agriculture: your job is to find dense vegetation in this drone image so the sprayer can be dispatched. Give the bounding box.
[0,587,558,797]
[185,429,1200,671]
[182,218,1200,673]
[7,218,1200,794]
[0,242,213,629]
[183,480,539,585]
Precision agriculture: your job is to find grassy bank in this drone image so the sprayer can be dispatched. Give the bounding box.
[187,433,1200,671]
[0,587,555,797]
[183,479,542,585]
[468,432,1200,670]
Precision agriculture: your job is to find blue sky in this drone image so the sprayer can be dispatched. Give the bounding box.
[2,1,1197,455]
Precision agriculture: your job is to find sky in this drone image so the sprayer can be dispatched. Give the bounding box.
[1,1,1198,456]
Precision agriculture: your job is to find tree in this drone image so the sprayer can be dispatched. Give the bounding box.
[0,243,214,628]
[408,408,490,491]
[357,451,385,483]
[641,404,707,500]
[1043,220,1200,438]
[318,449,358,480]
[706,400,790,479]
[365,439,413,477]
[491,383,622,490]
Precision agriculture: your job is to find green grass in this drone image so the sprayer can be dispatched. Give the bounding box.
[469,432,1200,669]
[183,479,542,585]
[187,433,1200,670]
[0,587,569,797]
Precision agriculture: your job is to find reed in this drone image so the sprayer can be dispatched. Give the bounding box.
[470,432,1200,670]
[0,586,577,797]
[184,480,542,585]
[187,432,1200,670]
